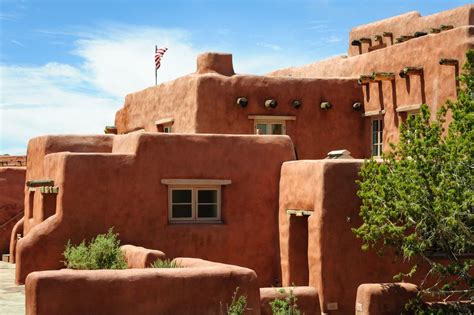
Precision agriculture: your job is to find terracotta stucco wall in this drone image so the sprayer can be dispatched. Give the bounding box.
[0,167,25,254]
[25,258,260,315]
[347,5,473,56]
[16,133,295,286]
[270,26,473,150]
[279,160,418,314]
[23,135,114,235]
[115,75,200,134]
[195,74,365,159]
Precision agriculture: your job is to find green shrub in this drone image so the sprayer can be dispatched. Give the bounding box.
[63,228,127,270]
[226,287,247,315]
[270,288,300,315]
[150,258,181,268]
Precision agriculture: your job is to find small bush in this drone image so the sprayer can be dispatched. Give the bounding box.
[150,258,181,268]
[225,287,247,315]
[63,228,127,270]
[270,288,300,315]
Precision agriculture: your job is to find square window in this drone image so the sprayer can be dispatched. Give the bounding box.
[254,121,285,135]
[168,187,221,222]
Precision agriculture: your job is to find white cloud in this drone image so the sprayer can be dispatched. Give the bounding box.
[74,25,199,98]
[325,35,343,43]
[256,42,282,51]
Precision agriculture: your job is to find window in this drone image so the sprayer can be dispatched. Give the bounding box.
[255,121,285,135]
[155,117,174,133]
[371,118,383,157]
[248,115,295,135]
[162,179,231,223]
[169,187,220,222]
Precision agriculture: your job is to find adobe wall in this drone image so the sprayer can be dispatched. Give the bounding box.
[278,160,420,314]
[347,5,473,56]
[194,74,366,159]
[270,26,474,147]
[355,283,418,315]
[0,167,25,255]
[23,135,114,235]
[0,155,26,167]
[16,133,295,286]
[115,74,200,134]
[115,53,366,159]
[25,258,260,315]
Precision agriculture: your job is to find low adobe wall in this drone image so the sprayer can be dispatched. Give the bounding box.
[278,160,422,314]
[9,217,23,263]
[355,283,418,315]
[16,133,295,286]
[0,167,26,255]
[120,244,166,268]
[25,257,260,315]
[260,286,320,315]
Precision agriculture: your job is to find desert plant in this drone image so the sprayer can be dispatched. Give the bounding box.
[225,287,248,315]
[269,288,300,315]
[150,258,181,268]
[63,228,127,270]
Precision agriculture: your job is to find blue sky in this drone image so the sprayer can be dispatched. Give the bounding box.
[0,0,471,154]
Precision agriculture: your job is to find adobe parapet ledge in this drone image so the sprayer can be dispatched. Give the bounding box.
[196,52,235,76]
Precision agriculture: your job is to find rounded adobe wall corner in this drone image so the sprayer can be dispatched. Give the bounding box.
[196,52,235,76]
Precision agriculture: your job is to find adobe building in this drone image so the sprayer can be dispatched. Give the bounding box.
[0,155,26,260]
[6,4,474,315]
[115,5,473,160]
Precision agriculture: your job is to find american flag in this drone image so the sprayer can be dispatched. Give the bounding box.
[155,47,168,70]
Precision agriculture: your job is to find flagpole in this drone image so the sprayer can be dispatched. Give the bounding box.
[155,45,157,86]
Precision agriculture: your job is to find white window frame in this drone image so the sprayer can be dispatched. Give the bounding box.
[371,117,383,157]
[162,179,231,223]
[155,117,174,133]
[168,187,221,222]
[254,120,286,135]
[163,125,172,133]
[248,115,295,135]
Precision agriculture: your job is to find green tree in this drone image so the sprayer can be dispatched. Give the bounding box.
[354,50,473,313]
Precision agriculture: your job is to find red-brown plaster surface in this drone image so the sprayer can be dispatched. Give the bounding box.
[115,75,200,134]
[279,160,419,314]
[116,72,365,159]
[16,133,295,286]
[347,5,473,56]
[9,217,23,263]
[25,258,260,315]
[23,135,113,235]
[270,26,473,153]
[121,244,166,268]
[355,283,418,315]
[195,75,365,159]
[0,167,25,255]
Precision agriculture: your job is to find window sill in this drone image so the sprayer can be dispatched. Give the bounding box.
[168,220,224,225]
